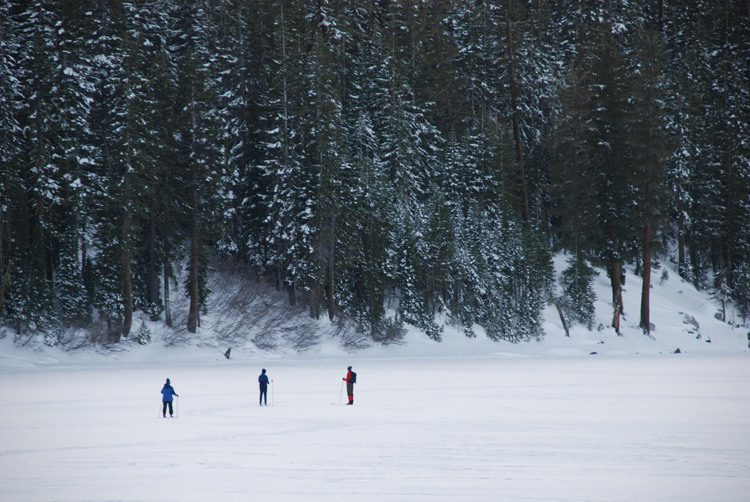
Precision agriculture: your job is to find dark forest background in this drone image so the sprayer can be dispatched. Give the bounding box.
[1,0,749,347]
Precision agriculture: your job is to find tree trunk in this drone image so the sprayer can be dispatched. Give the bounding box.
[640,126,655,333]
[608,221,624,319]
[148,214,159,309]
[657,0,664,32]
[0,205,6,313]
[506,18,529,223]
[612,304,621,335]
[328,252,335,321]
[163,216,172,328]
[555,302,569,337]
[287,282,296,306]
[640,64,658,334]
[121,209,132,338]
[164,263,172,328]
[187,203,199,333]
[0,173,4,273]
[640,203,652,333]
[677,186,686,279]
[327,215,336,321]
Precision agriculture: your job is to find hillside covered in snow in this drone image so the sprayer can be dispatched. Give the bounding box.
[2,256,747,369]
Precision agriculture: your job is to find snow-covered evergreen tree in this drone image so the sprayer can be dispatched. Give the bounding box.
[0,0,24,320]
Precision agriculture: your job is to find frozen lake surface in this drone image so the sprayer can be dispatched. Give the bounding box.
[1,354,748,501]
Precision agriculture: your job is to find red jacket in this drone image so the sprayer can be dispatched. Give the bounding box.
[344,370,353,383]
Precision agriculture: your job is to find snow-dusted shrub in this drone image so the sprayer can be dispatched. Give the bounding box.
[370,316,406,345]
[137,321,152,345]
[559,256,598,328]
[44,325,65,347]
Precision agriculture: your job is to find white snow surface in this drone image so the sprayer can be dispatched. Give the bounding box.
[1,260,749,501]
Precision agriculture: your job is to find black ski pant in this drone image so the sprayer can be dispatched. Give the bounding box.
[162,401,174,416]
[260,384,268,405]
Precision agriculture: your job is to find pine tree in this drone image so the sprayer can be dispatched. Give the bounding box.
[696,1,750,315]
[580,20,637,323]
[173,1,227,332]
[559,253,598,328]
[209,0,271,270]
[0,0,24,318]
[56,216,90,326]
[372,18,445,337]
[261,0,312,308]
[338,11,400,339]
[630,29,671,334]
[394,208,442,341]
[304,24,353,321]
[89,0,158,341]
[130,2,180,324]
[149,38,182,328]
[547,57,598,322]
[5,182,53,336]
[50,0,98,328]
[8,0,61,336]
[661,0,703,283]
[422,187,454,317]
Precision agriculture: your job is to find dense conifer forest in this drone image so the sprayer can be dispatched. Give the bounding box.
[1,0,749,347]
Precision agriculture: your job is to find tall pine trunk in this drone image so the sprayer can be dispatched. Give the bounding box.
[640,119,655,334]
[162,203,173,327]
[640,196,653,333]
[287,282,296,306]
[148,214,159,311]
[506,18,529,223]
[164,259,172,328]
[187,196,199,333]
[677,180,687,276]
[0,203,6,314]
[121,205,132,339]
[328,233,335,321]
[608,221,624,322]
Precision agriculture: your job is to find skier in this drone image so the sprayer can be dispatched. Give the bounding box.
[258,369,269,406]
[343,366,356,405]
[161,378,178,418]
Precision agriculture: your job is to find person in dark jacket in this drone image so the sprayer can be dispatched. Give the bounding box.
[161,378,178,417]
[343,366,355,405]
[258,369,269,406]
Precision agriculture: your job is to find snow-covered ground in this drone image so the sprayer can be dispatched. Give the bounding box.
[1,355,748,502]
[1,261,749,501]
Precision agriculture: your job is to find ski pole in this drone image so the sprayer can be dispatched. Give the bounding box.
[175,396,179,418]
[158,402,162,418]
[339,380,344,404]
[271,379,275,406]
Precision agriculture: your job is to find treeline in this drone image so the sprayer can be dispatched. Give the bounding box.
[1,0,749,346]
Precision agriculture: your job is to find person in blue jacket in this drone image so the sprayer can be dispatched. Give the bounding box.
[258,369,269,406]
[161,378,178,417]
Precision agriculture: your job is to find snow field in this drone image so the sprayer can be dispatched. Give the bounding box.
[1,354,748,502]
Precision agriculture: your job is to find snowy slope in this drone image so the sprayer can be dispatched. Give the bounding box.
[0,258,746,369]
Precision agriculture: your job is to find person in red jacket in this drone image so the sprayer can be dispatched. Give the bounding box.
[343,366,356,405]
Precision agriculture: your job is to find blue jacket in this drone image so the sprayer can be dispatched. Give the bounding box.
[161,384,178,402]
[259,374,269,387]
